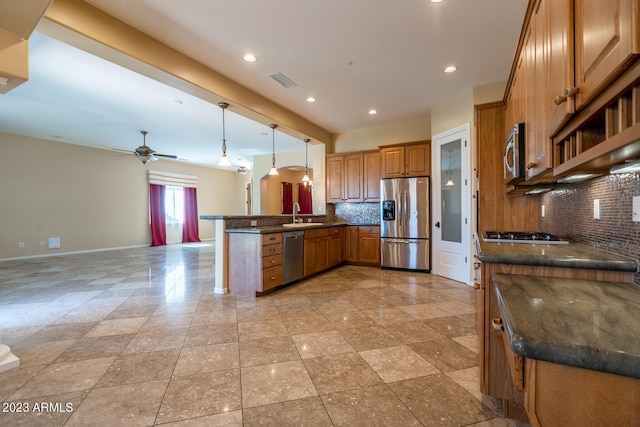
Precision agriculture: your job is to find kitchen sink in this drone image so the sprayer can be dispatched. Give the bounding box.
[282,222,324,228]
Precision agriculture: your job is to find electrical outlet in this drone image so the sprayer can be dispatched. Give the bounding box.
[250,220,257,227]
[40,241,45,247]
[633,196,640,222]
[593,199,600,220]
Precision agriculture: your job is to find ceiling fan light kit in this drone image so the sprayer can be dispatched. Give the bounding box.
[129,130,178,165]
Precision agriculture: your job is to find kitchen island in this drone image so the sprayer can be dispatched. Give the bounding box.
[493,273,640,426]
[200,214,379,295]
[475,238,638,422]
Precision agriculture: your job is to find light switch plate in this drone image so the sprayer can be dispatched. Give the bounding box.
[593,199,600,220]
[633,196,640,222]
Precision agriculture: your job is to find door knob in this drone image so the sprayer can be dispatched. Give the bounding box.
[435,221,440,228]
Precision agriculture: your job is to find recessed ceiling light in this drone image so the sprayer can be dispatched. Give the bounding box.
[369,109,378,115]
[306,97,317,103]
[444,65,458,73]
[243,53,257,63]
[431,0,444,3]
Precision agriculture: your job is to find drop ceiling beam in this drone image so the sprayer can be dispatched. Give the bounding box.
[41,0,332,144]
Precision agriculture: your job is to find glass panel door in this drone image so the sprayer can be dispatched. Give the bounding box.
[441,140,462,243]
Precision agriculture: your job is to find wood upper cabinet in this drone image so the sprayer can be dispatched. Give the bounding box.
[363,151,381,202]
[326,151,379,203]
[548,0,574,135]
[526,0,552,180]
[380,141,431,178]
[574,0,640,109]
[504,0,639,182]
[327,154,362,203]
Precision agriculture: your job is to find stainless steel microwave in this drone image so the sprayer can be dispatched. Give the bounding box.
[504,123,525,185]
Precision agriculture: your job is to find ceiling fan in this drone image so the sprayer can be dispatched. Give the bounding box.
[115,130,178,164]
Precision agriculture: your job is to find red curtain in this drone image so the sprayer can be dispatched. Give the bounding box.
[182,187,201,243]
[149,184,166,246]
[298,183,313,214]
[281,182,293,214]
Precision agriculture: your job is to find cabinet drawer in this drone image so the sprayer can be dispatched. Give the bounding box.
[304,228,329,239]
[328,227,343,236]
[262,233,282,245]
[263,254,282,267]
[262,243,282,257]
[359,226,380,235]
[262,265,282,290]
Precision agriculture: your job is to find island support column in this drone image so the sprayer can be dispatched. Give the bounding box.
[212,219,228,294]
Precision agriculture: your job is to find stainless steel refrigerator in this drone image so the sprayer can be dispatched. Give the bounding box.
[380,177,430,271]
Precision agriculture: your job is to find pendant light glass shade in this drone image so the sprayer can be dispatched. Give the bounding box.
[302,138,310,185]
[218,102,232,167]
[269,124,279,176]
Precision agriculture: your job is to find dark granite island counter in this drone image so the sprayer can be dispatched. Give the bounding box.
[493,273,640,379]
[491,273,640,426]
[475,238,638,423]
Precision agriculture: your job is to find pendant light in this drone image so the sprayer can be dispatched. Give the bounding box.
[268,124,279,176]
[218,102,231,167]
[302,138,311,185]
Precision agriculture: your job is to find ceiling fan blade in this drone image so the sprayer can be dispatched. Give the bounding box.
[155,154,178,159]
[112,148,134,154]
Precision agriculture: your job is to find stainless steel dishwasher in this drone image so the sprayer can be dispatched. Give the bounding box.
[282,230,304,284]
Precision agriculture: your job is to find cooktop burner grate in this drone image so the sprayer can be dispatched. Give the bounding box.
[482,231,569,244]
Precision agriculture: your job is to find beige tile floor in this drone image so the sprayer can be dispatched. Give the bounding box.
[0,243,527,426]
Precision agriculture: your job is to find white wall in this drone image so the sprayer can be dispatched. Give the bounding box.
[0,132,246,259]
[333,119,431,153]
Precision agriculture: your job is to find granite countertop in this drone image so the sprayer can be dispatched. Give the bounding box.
[224,222,350,234]
[493,273,640,379]
[476,238,638,272]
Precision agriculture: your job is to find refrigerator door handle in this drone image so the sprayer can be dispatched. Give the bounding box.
[402,191,407,231]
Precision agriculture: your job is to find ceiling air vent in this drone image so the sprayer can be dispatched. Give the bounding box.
[270,72,297,88]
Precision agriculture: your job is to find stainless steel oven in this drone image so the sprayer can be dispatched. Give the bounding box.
[504,123,525,185]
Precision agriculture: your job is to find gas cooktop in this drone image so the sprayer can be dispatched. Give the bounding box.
[482,231,569,244]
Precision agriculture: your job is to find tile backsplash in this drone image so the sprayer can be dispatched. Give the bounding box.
[540,173,640,285]
[333,203,381,225]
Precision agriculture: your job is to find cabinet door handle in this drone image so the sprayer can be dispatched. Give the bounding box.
[473,262,480,270]
[491,318,504,331]
[565,87,579,98]
[270,276,276,280]
[554,95,567,105]
[526,161,537,170]
[473,282,480,290]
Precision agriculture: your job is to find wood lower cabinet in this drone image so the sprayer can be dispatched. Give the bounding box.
[228,232,282,296]
[328,227,345,267]
[477,261,635,421]
[380,141,431,178]
[304,227,345,277]
[524,359,640,427]
[345,225,380,265]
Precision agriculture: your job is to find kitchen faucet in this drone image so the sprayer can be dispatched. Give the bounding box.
[292,202,300,223]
